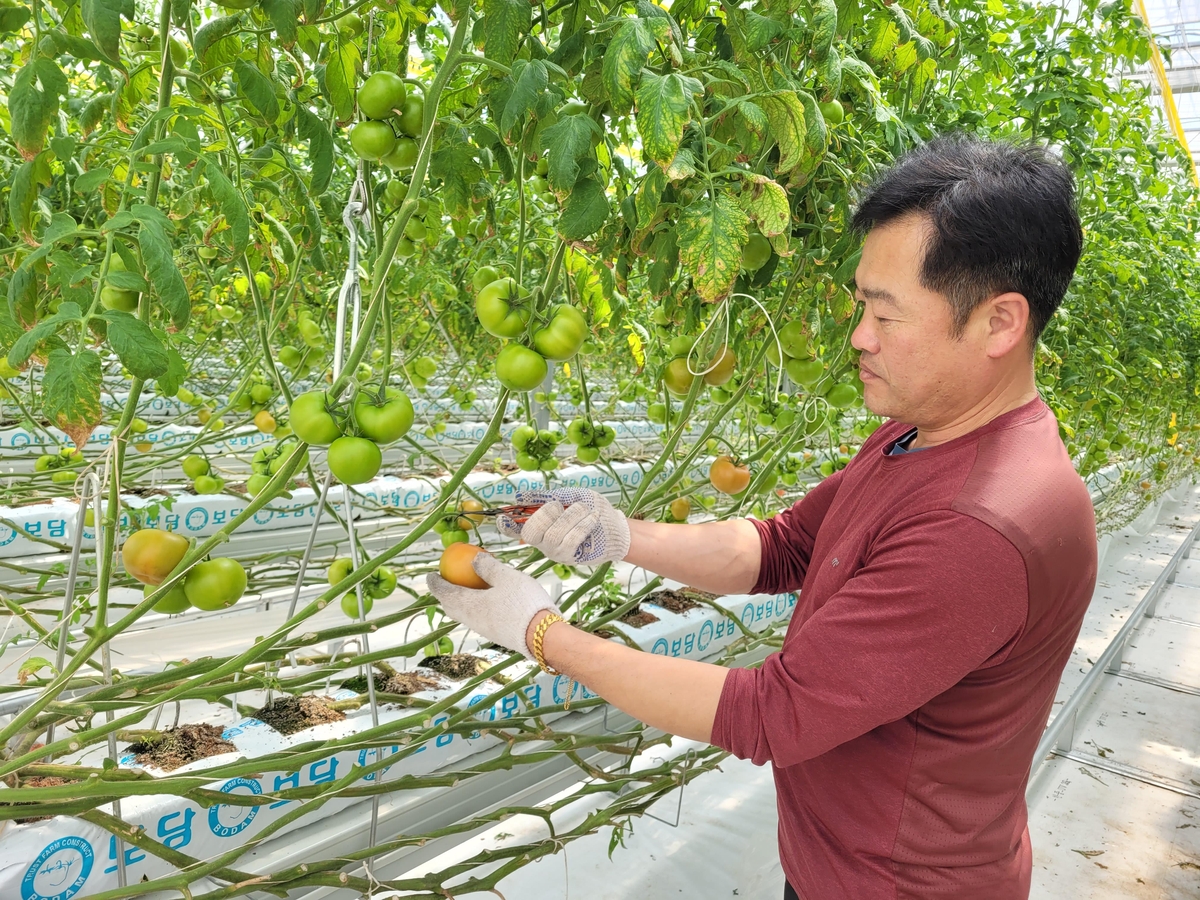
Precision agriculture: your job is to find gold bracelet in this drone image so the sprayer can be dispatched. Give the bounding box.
[532,612,576,710]
[532,612,564,674]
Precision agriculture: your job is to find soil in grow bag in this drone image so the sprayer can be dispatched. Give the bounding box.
[647,588,709,614]
[619,605,660,628]
[339,670,445,696]
[420,654,490,679]
[14,776,78,823]
[251,695,345,735]
[127,723,236,771]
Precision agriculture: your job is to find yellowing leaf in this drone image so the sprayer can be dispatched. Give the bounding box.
[628,330,645,367]
[759,91,806,174]
[677,192,750,303]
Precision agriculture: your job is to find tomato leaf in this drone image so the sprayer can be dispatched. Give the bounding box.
[635,72,701,170]
[8,302,82,367]
[194,13,242,71]
[99,311,170,378]
[740,174,790,237]
[0,6,31,33]
[234,59,280,123]
[200,158,250,254]
[482,0,531,66]
[759,90,807,174]
[539,113,599,193]
[80,0,133,66]
[677,192,749,303]
[74,167,112,194]
[602,18,651,114]
[501,58,548,138]
[260,0,299,45]
[324,37,361,123]
[135,211,191,328]
[156,345,188,398]
[9,58,68,161]
[8,151,53,243]
[43,347,103,448]
[430,137,484,214]
[557,176,610,241]
[294,104,333,194]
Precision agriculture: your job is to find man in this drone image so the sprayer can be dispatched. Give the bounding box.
[428,135,1097,899]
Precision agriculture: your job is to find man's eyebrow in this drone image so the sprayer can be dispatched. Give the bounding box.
[856,286,899,305]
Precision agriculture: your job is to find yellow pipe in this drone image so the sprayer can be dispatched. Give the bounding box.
[1133,0,1200,187]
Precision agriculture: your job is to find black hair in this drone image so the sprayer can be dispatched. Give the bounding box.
[851,134,1083,343]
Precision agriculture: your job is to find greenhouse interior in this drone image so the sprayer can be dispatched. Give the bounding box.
[1,0,1199,896]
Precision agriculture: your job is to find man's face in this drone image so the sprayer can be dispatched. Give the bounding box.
[850,214,996,426]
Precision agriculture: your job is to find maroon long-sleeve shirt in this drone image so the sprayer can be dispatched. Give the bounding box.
[710,396,1096,899]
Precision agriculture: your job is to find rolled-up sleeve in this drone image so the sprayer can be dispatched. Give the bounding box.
[711,511,1029,767]
[750,467,845,594]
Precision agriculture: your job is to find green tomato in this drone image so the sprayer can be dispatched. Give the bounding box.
[710,388,731,405]
[668,335,696,358]
[184,557,247,611]
[289,391,343,445]
[169,36,188,68]
[327,557,353,586]
[594,424,616,447]
[819,100,845,125]
[404,217,427,241]
[516,451,540,471]
[245,473,272,497]
[327,436,382,484]
[146,582,190,615]
[566,417,594,445]
[778,321,812,359]
[358,71,406,120]
[663,357,698,397]
[414,356,437,379]
[337,12,364,36]
[278,344,302,368]
[476,281,531,337]
[472,265,501,292]
[648,402,667,425]
[512,424,537,450]
[742,234,772,271]
[382,137,418,171]
[827,382,859,409]
[353,386,414,444]
[397,237,416,258]
[341,592,374,617]
[365,566,397,599]
[774,408,797,430]
[577,444,601,463]
[250,384,273,404]
[532,304,588,361]
[786,356,824,387]
[397,93,424,137]
[101,286,139,312]
[349,121,397,162]
[441,528,469,547]
[496,344,548,391]
[35,454,55,472]
[182,455,209,479]
[51,470,76,484]
[193,475,224,494]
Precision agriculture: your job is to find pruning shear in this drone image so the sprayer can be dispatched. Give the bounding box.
[476,502,570,525]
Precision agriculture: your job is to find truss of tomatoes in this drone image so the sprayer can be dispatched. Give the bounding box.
[473,271,590,392]
[122,528,248,614]
[288,384,416,485]
[565,417,616,463]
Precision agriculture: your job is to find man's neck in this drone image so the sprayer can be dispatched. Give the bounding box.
[912,373,1039,450]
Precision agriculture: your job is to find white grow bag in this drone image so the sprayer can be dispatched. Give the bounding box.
[0,589,797,898]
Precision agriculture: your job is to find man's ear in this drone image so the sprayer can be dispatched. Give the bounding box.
[984,292,1031,358]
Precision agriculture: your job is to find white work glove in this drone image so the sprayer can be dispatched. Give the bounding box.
[496,487,631,565]
[425,552,561,659]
